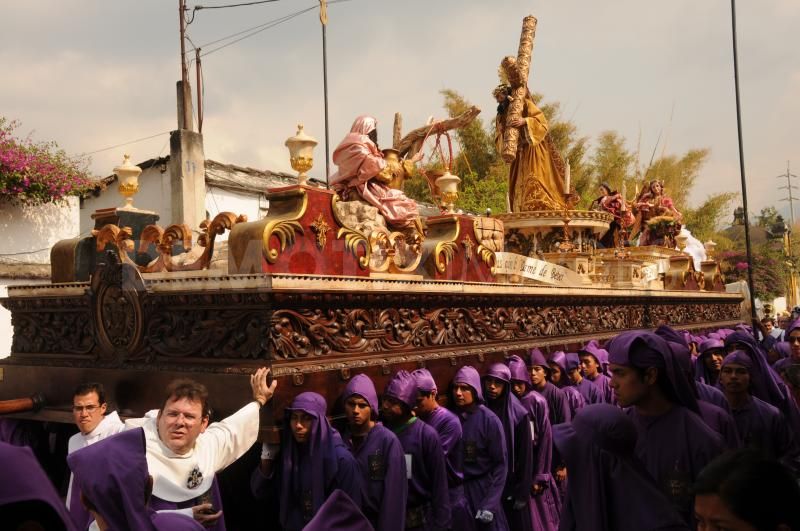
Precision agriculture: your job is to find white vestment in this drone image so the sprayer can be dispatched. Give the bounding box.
[125,401,260,503]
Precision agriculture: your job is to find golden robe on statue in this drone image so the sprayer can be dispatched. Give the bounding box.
[496,93,567,212]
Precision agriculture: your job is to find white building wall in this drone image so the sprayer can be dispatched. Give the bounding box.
[0,196,80,264]
[205,186,266,241]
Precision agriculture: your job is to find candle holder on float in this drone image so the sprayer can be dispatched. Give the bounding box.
[115,154,143,210]
[285,124,318,186]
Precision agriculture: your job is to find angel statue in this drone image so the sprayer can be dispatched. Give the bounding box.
[632,179,682,247]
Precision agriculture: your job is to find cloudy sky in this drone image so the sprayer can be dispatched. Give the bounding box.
[3,0,799,222]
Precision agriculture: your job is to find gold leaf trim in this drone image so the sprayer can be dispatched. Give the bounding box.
[477,244,496,274]
[264,221,304,264]
[261,188,308,264]
[434,241,458,274]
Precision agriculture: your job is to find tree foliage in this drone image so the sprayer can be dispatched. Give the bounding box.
[0,117,94,205]
[683,191,738,242]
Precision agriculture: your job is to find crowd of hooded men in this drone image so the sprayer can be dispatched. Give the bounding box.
[3,321,800,531]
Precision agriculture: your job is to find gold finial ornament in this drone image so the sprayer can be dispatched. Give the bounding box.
[285,123,318,186]
[114,154,142,210]
[435,171,461,214]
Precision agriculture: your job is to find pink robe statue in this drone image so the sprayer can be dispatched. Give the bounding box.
[331,116,419,229]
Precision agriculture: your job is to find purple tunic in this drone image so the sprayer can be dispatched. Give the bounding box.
[553,405,689,531]
[626,407,723,520]
[251,392,363,531]
[536,382,571,425]
[393,417,451,530]
[696,400,741,450]
[696,381,730,412]
[485,364,534,531]
[343,424,408,531]
[574,377,602,405]
[418,405,470,528]
[343,375,408,531]
[586,372,615,405]
[1,441,77,531]
[303,489,373,531]
[731,395,798,461]
[507,355,559,531]
[561,386,586,418]
[453,366,509,531]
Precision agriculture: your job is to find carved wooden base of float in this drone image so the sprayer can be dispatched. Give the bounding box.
[1,257,743,429]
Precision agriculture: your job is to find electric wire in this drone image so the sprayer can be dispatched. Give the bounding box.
[80,131,171,157]
[194,0,280,10]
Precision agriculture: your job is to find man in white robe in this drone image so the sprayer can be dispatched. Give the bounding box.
[126,367,276,530]
[66,382,126,530]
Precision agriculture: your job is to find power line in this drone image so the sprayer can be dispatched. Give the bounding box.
[80,131,171,156]
[190,0,350,58]
[194,0,280,10]
[199,5,318,58]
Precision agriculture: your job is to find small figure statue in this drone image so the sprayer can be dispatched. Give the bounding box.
[494,84,567,212]
[632,180,682,247]
[330,116,425,239]
[590,183,635,248]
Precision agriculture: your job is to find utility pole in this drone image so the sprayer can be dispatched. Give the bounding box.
[178,0,193,131]
[778,160,799,306]
[730,0,758,324]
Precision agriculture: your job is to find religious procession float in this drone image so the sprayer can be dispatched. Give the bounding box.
[0,16,742,441]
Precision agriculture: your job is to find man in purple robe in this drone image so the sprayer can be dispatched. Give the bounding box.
[382,370,450,530]
[547,351,587,417]
[719,351,798,464]
[653,326,730,412]
[553,404,689,531]
[412,368,471,529]
[654,327,741,450]
[0,441,76,531]
[250,392,363,530]
[507,355,560,531]
[68,428,203,531]
[483,363,534,531]
[341,374,408,531]
[565,352,602,405]
[451,365,509,530]
[607,331,723,522]
[724,330,800,435]
[694,338,725,386]
[578,343,614,404]
[528,348,571,425]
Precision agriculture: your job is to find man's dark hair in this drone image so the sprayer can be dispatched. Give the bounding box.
[761,317,775,325]
[693,450,800,530]
[73,382,107,405]
[160,379,210,418]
